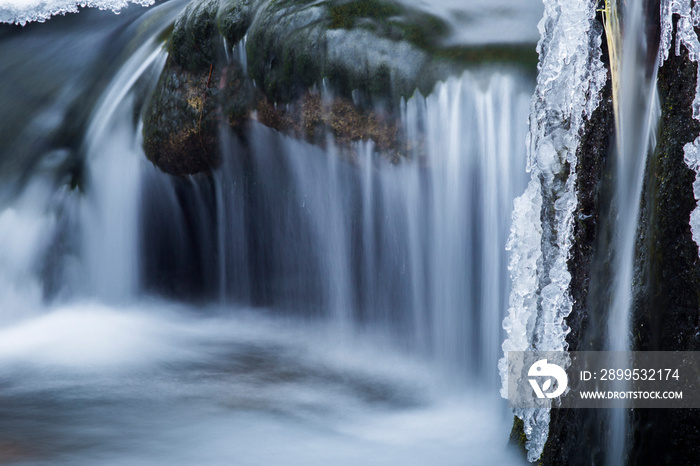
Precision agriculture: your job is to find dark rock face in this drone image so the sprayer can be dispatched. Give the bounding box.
[629,22,700,466]
[143,0,255,175]
[143,52,257,174]
[245,0,442,104]
[540,75,615,466]
[633,32,700,355]
[144,0,416,174]
[142,0,536,175]
[143,62,231,175]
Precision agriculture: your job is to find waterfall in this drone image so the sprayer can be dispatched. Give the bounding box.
[0,1,186,321]
[609,1,660,353]
[12,0,700,463]
[145,70,532,383]
[0,175,60,324]
[0,1,539,463]
[80,45,168,301]
[605,2,660,464]
[592,2,660,465]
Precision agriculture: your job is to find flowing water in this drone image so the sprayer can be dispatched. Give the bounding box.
[609,0,661,355]
[605,1,660,464]
[0,1,539,464]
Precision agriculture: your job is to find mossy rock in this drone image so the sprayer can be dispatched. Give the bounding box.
[143,63,219,175]
[169,0,221,72]
[217,0,253,45]
[143,0,255,174]
[244,0,532,104]
[143,0,536,175]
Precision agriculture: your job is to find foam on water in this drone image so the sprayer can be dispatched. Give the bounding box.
[0,180,60,324]
[0,301,524,465]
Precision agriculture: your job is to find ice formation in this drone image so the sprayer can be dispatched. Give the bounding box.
[0,0,154,26]
[499,0,606,461]
[662,1,700,254]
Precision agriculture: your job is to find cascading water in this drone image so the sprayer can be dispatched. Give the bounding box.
[605,2,660,465]
[80,41,171,302]
[608,0,660,353]
[145,69,532,383]
[0,1,539,464]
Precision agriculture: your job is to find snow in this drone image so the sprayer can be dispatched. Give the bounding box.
[0,0,154,26]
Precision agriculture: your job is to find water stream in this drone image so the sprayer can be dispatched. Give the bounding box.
[606,1,660,464]
[0,1,537,464]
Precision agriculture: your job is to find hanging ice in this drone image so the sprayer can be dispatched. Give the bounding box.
[499,0,606,461]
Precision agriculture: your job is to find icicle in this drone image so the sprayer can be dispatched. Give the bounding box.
[499,0,606,461]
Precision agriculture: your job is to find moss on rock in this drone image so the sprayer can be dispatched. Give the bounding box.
[328,0,402,30]
[217,0,253,45]
[169,0,221,72]
[254,92,401,160]
[143,62,222,174]
[508,417,533,463]
[143,0,535,175]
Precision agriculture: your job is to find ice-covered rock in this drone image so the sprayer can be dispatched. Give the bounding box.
[499,0,606,461]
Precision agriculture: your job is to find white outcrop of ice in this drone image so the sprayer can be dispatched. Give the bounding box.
[499,0,606,461]
[662,1,700,254]
[0,0,154,26]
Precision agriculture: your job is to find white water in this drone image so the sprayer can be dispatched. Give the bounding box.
[606,2,660,464]
[610,1,660,352]
[0,1,534,464]
[0,178,59,324]
[80,46,167,302]
[148,69,530,378]
[0,304,523,465]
